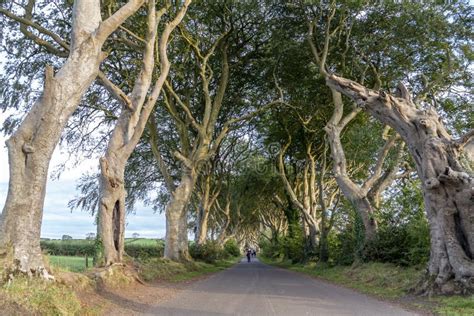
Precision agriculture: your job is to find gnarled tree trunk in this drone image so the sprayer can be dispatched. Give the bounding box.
[327,74,474,294]
[0,0,144,277]
[325,89,377,242]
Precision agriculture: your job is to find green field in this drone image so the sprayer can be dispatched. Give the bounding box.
[125,238,164,246]
[48,255,93,272]
[44,238,164,272]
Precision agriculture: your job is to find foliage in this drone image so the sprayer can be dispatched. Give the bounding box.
[363,180,430,266]
[189,240,235,263]
[259,226,306,263]
[223,239,241,257]
[41,239,96,256]
[41,238,165,259]
[139,257,238,282]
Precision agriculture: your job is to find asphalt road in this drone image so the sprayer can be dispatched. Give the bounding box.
[150,258,418,316]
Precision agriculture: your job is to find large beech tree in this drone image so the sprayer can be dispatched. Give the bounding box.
[96,0,191,266]
[327,74,473,294]
[0,0,145,277]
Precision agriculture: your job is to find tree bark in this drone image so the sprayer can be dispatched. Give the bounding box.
[195,204,210,245]
[195,173,219,245]
[164,171,196,261]
[324,89,379,242]
[0,0,144,277]
[327,74,474,294]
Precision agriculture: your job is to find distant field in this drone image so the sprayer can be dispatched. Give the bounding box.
[125,238,164,246]
[42,238,164,267]
[48,255,92,272]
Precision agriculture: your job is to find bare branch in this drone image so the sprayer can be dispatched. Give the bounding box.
[96,0,146,43]
[362,133,400,191]
[455,129,474,149]
[97,71,133,110]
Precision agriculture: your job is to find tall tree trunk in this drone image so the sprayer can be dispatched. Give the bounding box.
[97,158,127,265]
[195,204,210,245]
[164,171,196,261]
[324,89,378,242]
[327,74,474,294]
[0,0,144,277]
[216,199,232,246]
[319,229,330,263]
[194,174,214,245]
[304,221,318,258]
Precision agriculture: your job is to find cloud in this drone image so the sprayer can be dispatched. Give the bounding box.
[0,169,167,240]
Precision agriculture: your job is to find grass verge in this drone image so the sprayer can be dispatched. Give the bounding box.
[140,257,240,282]
[260,257,474,316]
[0,277,83,315]
[0,256,239,315]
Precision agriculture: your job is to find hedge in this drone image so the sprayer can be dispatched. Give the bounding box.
[40,239,164,258]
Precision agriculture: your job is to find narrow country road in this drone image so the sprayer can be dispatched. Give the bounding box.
[149,258,418,316]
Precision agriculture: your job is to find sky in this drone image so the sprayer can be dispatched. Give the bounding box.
[0,113,167,239]
[0,23,167,240]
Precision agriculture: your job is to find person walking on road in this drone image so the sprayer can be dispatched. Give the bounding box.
[246,249,251,262]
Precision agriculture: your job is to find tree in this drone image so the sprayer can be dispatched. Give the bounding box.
[96,0,191,267]
[152,1,277,260]
[0,0,144,278]
[132,233,140,239]
[62,235,73,241]
[321,4,474,293]
[327,74,473,294]
[85,233,96,240]
[306,3,410,245]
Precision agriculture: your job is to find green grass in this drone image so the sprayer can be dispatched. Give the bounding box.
[49,255,93,272]
[435,296,474,316]
[140,257,239,282]
[260,257,474,315]
[0,277,82,315]
[260,258,422,298]
[124,238,164,246]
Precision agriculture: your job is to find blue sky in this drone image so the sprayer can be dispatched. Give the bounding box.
[0,48,166,240]
[0,123,167,239]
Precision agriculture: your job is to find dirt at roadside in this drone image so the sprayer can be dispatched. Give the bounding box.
[0,297,31,316]
[77,275,207,315]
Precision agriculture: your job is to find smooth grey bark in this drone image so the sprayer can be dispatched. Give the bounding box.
[97,0,191,266]
[194,172,220,246]
[164,171,196,261]
[0,0,144,277]
[277,138,320,254]
[215,198,232,246]
[327,74,474,294]
[324,88,408,243]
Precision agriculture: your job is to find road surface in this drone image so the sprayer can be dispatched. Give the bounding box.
[150,258,418,316]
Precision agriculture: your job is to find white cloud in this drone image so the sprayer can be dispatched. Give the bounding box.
[0,112,167,239]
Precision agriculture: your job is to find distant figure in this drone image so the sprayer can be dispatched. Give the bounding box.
[252,249,256,257]
[246,249,251,262]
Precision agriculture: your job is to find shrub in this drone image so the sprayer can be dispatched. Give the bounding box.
[223,239,241,257]
[41,239,95,256]
[189,241,227,263]
[125,243,164,258]
[41,239,165,259]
